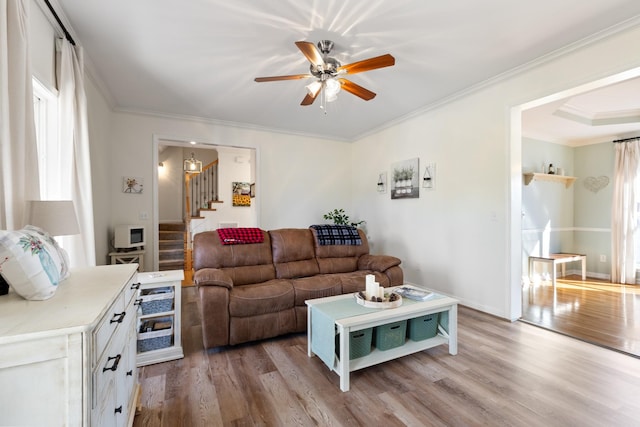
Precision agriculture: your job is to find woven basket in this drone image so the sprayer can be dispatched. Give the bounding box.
[139,287,174,315]
[335,328,373,360]
[374,320,407,351]
[408,313,439,341]
[137,317,173,352]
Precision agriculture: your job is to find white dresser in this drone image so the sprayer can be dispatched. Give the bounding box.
[0,264,140,427]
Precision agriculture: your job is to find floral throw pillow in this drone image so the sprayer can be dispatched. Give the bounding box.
[0,225,70,300]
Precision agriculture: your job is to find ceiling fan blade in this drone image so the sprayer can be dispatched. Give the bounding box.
[295,41,324,67]
[337,54,395,75]
[255,74,313,82]
[339,79,376,101]
[301,92,318,106]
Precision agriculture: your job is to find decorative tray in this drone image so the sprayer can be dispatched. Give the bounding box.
[355,291,403,309]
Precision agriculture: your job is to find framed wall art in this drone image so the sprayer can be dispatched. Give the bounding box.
[391,158,419,199]
[232,182,251,206]
[123,176,144,194]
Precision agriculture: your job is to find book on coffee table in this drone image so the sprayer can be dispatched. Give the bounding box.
[394,286,435,301]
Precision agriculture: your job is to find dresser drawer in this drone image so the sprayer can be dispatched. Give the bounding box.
[125,275,140,306]
[94,310,132,401]
[93,291,127,365]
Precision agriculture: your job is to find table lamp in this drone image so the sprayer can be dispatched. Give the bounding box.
[27,200,80,236]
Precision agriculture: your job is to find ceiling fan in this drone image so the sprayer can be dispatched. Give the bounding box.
[254,40,395,106]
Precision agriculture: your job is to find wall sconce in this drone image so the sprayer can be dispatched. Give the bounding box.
[183,152,202,173]
[377,172,387,193]
[423,163,436,189]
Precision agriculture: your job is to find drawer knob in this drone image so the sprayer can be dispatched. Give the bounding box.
[103,354,122,372]
[131,282,141,290]
[114,405,123,414]
[110,311,126,324]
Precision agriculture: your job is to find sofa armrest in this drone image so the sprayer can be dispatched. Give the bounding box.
[358,254,401,272]
[194,268,233,289]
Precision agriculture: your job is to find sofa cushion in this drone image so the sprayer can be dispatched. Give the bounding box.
[193,230,275,285]
[311,228,369,274]
[290,274,342,306]
[228,279,294,317]
[269,229,319,279]
[229,309,297,345]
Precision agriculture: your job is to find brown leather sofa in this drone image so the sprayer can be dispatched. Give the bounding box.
[193,228,403,349]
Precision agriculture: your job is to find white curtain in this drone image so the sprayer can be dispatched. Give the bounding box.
[0,0,40,229]
[611,140,640,284]
[56,38,96,267]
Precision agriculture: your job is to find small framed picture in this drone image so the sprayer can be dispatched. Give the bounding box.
[250,183,256,198]
[123,176,144,193]
[232,182,251,206]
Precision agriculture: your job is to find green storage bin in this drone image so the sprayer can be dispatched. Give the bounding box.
[336,328,373,360]
[408,313,439,341]
[374,320,407,351]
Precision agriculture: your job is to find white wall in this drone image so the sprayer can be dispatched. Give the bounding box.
[353,24,640,320]
[157,146,185,222]
[107,112,353,269]
[521,138,575,279]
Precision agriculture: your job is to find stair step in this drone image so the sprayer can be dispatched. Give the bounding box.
[159,230,185,241]
[159,259,184,270]
[159,240,184,250]
[158,222,186,272]
[159,222,186,232]
[159,249,184,261]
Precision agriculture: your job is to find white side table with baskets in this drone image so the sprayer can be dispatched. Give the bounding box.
[135,270,184,366]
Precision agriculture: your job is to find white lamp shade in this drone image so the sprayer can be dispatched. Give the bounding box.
[325,78,340,96]
[27,200,80,236]
[305,80,322,97]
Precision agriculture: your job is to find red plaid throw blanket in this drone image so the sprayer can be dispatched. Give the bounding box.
[217,228,264,245]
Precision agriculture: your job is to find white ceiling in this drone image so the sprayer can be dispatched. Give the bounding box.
[52,0,640,142]
[522,77,640,146]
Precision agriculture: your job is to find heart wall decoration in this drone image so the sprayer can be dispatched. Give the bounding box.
[583,176,609,193]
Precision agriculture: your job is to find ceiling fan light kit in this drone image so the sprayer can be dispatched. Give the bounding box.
[255,40,395,109]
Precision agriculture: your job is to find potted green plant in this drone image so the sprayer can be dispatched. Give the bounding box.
[323,209,365,227]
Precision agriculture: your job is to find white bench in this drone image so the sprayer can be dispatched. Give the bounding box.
[528,253,586,287]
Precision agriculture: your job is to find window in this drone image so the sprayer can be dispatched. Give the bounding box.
[32,77,60,199]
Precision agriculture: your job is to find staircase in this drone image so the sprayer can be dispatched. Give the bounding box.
[158,222,186,271]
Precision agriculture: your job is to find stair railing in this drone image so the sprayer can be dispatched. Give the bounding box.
[184,159,219,220]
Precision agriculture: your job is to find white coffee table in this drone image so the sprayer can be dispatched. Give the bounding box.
[306,286,458,392]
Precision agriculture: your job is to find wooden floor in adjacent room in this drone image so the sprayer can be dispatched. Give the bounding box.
[521,275,640,357]
[133,286,640,427]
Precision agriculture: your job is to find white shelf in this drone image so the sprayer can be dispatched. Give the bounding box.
[136,270,184,367]
[523,172,577,188]
[346,334,449,372]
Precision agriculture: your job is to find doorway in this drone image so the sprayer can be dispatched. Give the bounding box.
[152,136,258,277]
[511,67,640,352]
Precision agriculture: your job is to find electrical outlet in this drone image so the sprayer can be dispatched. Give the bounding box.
[139,211,149,220]
[599,254,606,263]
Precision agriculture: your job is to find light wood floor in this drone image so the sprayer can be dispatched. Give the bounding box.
[521,275,640,357]
[133,287,640,426]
